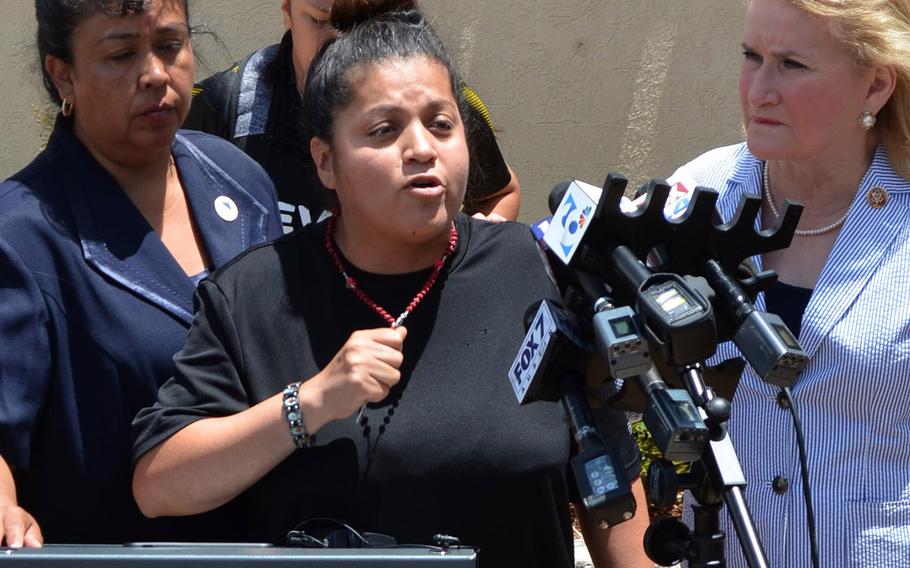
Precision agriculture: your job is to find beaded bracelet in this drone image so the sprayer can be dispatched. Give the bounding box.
[282,382,315,449]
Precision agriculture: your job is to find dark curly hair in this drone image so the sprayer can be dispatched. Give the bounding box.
[329,0,418,31]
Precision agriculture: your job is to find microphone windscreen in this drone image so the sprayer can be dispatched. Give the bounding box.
[548,181,573,214]
[523,300,544,331]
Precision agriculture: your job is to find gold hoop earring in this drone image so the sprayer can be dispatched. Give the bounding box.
[61,97,74,117]
[859,111,876,130]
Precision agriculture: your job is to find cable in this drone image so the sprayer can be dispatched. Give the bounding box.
[286,518,471,553]
[779,387,820,568]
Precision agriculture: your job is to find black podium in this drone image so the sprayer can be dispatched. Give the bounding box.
[0,545,478,567]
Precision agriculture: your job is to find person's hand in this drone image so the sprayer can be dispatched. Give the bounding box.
[303,327,407,422]
[0,502,42,548]
[471,212,508,223]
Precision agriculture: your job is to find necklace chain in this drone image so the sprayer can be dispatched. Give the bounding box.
[762,161,852,237]
[324,212,458,328]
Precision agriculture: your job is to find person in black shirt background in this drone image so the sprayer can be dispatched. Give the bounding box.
[184,0,521,233]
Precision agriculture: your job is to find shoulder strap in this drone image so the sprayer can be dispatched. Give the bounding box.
[185,62,243,141]
[462,85,496,131]
[221,63,243,145]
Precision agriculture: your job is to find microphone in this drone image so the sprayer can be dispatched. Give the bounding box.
[630,172,698,221]
[702,259,807,387]
[562,371,638,528]
[508,299,603,404]
[536,178,711,462]
[547,179,642,217]
[542,179,637,266]
[635,364,709,462]
[529,180,591,250]
[507,299,637,528]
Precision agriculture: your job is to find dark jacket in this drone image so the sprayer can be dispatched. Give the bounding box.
[0,119,281,543]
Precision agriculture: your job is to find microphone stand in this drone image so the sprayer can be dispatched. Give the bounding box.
[682,365,767,568]
[597,238,769,566]
[643,364,768,568]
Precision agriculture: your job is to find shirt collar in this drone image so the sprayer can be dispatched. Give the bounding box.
[45,119,272,324]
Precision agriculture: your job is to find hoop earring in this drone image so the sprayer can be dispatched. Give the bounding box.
[859,111,876,130]
[61,97,74,117]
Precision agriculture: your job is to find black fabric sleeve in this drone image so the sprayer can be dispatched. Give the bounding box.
[182,69,238,139]
[131,279,251,461]
[462,85,512,207]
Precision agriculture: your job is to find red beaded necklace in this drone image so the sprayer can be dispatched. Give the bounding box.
[324,211,458,328]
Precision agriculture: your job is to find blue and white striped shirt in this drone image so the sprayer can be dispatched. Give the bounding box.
[671,143,910,567]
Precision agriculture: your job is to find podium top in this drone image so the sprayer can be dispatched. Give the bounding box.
[0,545,478,567]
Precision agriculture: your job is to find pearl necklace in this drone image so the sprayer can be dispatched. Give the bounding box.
[762,161,852,237]
[324,212,458,328]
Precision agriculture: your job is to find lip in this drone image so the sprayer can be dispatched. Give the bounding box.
[138,102,176,119]
[751,115,782,126]
[405,174,445,196]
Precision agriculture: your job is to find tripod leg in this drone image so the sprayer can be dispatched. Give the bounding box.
[688,503,726,568]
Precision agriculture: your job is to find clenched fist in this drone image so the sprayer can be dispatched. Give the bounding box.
[301,326,407,423]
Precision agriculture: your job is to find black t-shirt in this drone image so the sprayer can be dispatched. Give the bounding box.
[133,215,638,567]
[184,33,512,234]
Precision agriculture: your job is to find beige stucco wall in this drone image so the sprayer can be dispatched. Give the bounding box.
[0,0,746,222]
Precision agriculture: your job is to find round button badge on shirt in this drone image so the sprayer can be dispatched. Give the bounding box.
[215,196,239,222]
[867,186,888,209]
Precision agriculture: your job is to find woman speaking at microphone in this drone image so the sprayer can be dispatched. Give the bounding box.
[132,3,651,566]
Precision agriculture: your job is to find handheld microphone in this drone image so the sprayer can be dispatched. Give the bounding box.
[526,181,576,245]
[548,180,573,215]
[702,259,807,387]
[543,179,638,267]
[543,180,602,266]
[508,299,603,404]
[630,173,698,221]
[636,365,709,462]
[507,299,637,527]
[562,372,637,528]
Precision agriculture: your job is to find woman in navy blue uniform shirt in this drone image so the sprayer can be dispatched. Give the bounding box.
[0,0,281,546]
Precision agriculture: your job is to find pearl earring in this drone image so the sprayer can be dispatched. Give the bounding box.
[859,111,877,130]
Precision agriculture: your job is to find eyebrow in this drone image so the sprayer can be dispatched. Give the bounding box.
[301,6,331,20]
[98,22,189,44]
[740,42,802,58]
[362,99,459,116]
